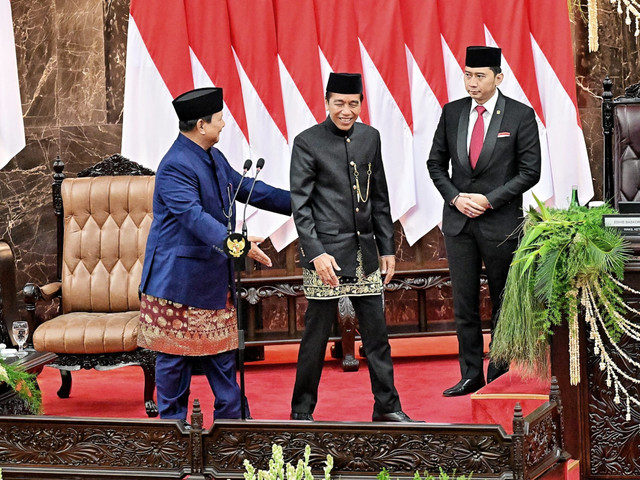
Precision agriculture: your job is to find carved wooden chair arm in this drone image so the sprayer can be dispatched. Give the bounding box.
[23,281,62,306]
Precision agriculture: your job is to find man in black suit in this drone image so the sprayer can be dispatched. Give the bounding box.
[289,72,413,422]
[427,46,541,396]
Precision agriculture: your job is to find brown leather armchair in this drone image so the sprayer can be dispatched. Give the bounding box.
[25,155,159,417]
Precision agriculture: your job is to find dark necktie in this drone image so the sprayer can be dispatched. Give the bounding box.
[469,105,486,169]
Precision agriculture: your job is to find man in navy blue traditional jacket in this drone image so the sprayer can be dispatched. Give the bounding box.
[138,87,291,421]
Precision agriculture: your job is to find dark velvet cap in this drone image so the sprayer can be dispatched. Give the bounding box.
[465,46,502,68]
[326,73,363,94]
[172,87,223,121]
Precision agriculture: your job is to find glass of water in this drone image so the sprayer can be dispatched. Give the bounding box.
[12,321,28,356]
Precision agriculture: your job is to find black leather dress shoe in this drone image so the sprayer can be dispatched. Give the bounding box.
[487,363,509,384]
[442,377,485,397]
[372,410,418,422]
[487,370,508,384]
[290,412,314,421]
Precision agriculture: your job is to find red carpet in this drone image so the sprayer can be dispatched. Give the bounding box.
[471,369,550,433]
[36,337,549,428]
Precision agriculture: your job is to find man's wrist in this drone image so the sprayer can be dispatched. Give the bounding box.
[310,253,327,263]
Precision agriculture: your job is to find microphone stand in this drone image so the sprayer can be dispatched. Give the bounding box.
[232,248,248,420]
[224,159,264,420]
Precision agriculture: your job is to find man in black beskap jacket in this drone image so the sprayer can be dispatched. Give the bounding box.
[289,72,414,423]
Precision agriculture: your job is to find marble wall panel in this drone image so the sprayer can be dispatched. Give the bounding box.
[104,0,129,124]
[59,124,123,174]
[0,127,59,290]
[12,0,58,129]
[56,0,106,126]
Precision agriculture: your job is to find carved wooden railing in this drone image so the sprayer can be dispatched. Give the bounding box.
[0,378,567,480]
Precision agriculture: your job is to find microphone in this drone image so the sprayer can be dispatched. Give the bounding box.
[241,158,265,237]
[223,159,257,261]
[242,158,253,173]
[226,159,253,233]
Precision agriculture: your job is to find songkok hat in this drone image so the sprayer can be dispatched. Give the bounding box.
[326,73,363,94]
[465,46,502,68]
[172,87,223,121]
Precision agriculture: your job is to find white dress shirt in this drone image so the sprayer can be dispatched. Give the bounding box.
[466,89,499,152]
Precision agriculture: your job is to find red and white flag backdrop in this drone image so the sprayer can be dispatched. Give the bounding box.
[122,0,593,250]
[0,0,25,169]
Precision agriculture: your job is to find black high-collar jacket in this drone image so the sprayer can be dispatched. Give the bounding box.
[290,116,394,276]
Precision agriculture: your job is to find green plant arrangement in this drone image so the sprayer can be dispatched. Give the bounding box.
[378,467,472,480]
[244,444,472,480]
[244,444,332,480]
[0,358,41,414]
[490,195,640,419]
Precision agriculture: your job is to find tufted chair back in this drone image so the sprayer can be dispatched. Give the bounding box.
[613,104,640,205]
[60,176,154,314]
[603,77,640,211]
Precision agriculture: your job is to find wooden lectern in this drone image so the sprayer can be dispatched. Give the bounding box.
[551,261,640,478]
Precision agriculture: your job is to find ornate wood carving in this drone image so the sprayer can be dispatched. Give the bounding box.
[337,297,359,371]
[52,157,65,281]
[190,400,207,480]
[624,82,640,98]
[76,154,155,177]
[512,403,525,480]
[0,420,189,473]
[523,411,564,479]
[602,76,615,203]
[0,391,33,415]
[384,275,450,292]
[240,284,305,305]
[0,386,564,480]
[586,328,640,475]
[205,426,512,478]
[552,264,640,479]
[50,349,157,371]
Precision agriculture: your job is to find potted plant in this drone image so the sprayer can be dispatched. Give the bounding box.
[0,358,41,413]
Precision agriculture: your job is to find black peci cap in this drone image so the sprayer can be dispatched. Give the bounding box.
[465,46,502,68]
[326,73,363,95]
[172,87,223,121]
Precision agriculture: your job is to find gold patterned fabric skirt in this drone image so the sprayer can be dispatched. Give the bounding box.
[138,294,238,356]
[302,250,383,299]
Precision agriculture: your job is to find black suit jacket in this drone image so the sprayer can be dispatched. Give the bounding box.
[290,117,394,276]
[427,91,541,241]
